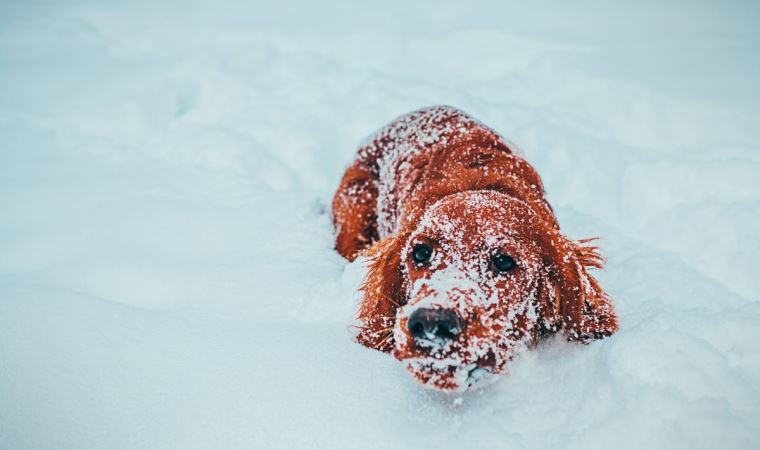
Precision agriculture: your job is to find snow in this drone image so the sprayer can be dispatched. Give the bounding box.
[1,1,759,449]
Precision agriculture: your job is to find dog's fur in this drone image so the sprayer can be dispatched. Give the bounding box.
[332,106,617,391]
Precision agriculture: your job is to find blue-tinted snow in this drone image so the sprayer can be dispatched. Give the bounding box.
[1,1,759,449]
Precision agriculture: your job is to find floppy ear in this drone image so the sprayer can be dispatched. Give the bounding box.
[535,266,561,337]
[355,232,409,353]
[541,237,618,342]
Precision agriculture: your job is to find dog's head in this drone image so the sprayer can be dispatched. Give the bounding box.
[357,190,617,392]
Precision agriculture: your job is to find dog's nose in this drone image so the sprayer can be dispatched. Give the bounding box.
[407,308,463,342]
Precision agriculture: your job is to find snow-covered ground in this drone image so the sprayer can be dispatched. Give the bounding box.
[1,1,759,449]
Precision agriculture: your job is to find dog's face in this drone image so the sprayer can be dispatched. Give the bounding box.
[391,191,547,391]
[356,190,617,392]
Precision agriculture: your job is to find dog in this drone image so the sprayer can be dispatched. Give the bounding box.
[332,106,618,391]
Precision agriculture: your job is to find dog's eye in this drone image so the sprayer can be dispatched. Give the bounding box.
[411,244,433,265]
[491,253,516,272]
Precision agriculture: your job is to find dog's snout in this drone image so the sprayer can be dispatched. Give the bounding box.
[407,308,463,342]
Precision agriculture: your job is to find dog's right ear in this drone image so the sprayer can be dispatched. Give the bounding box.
[355,232,409,353]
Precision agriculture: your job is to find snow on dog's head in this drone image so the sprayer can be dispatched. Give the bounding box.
[356,190,617,392]
[392,191,543,391]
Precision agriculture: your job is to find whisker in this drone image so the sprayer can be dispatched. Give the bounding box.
[378,332,394,347]
[381,293,402,308]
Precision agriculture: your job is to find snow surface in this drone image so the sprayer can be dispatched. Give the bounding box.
[1,1,759,449]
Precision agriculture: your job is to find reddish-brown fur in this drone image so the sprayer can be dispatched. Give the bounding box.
[332,106,617,391]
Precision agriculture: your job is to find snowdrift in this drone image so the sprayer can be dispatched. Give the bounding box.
[1,2,758,449]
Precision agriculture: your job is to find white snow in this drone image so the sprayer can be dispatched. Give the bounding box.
[1,1,759,449]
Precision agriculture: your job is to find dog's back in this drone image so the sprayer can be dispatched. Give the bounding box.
[356,106,512,236]
[333,105,547,260]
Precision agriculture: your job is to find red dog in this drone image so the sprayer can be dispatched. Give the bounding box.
[332,106,618,391]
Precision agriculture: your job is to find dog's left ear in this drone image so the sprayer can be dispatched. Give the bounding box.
[540,237,618,342]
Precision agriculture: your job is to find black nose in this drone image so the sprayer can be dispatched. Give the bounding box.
[407,308,463,342]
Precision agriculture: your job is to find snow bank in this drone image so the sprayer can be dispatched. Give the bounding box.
[1,1,759,449]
